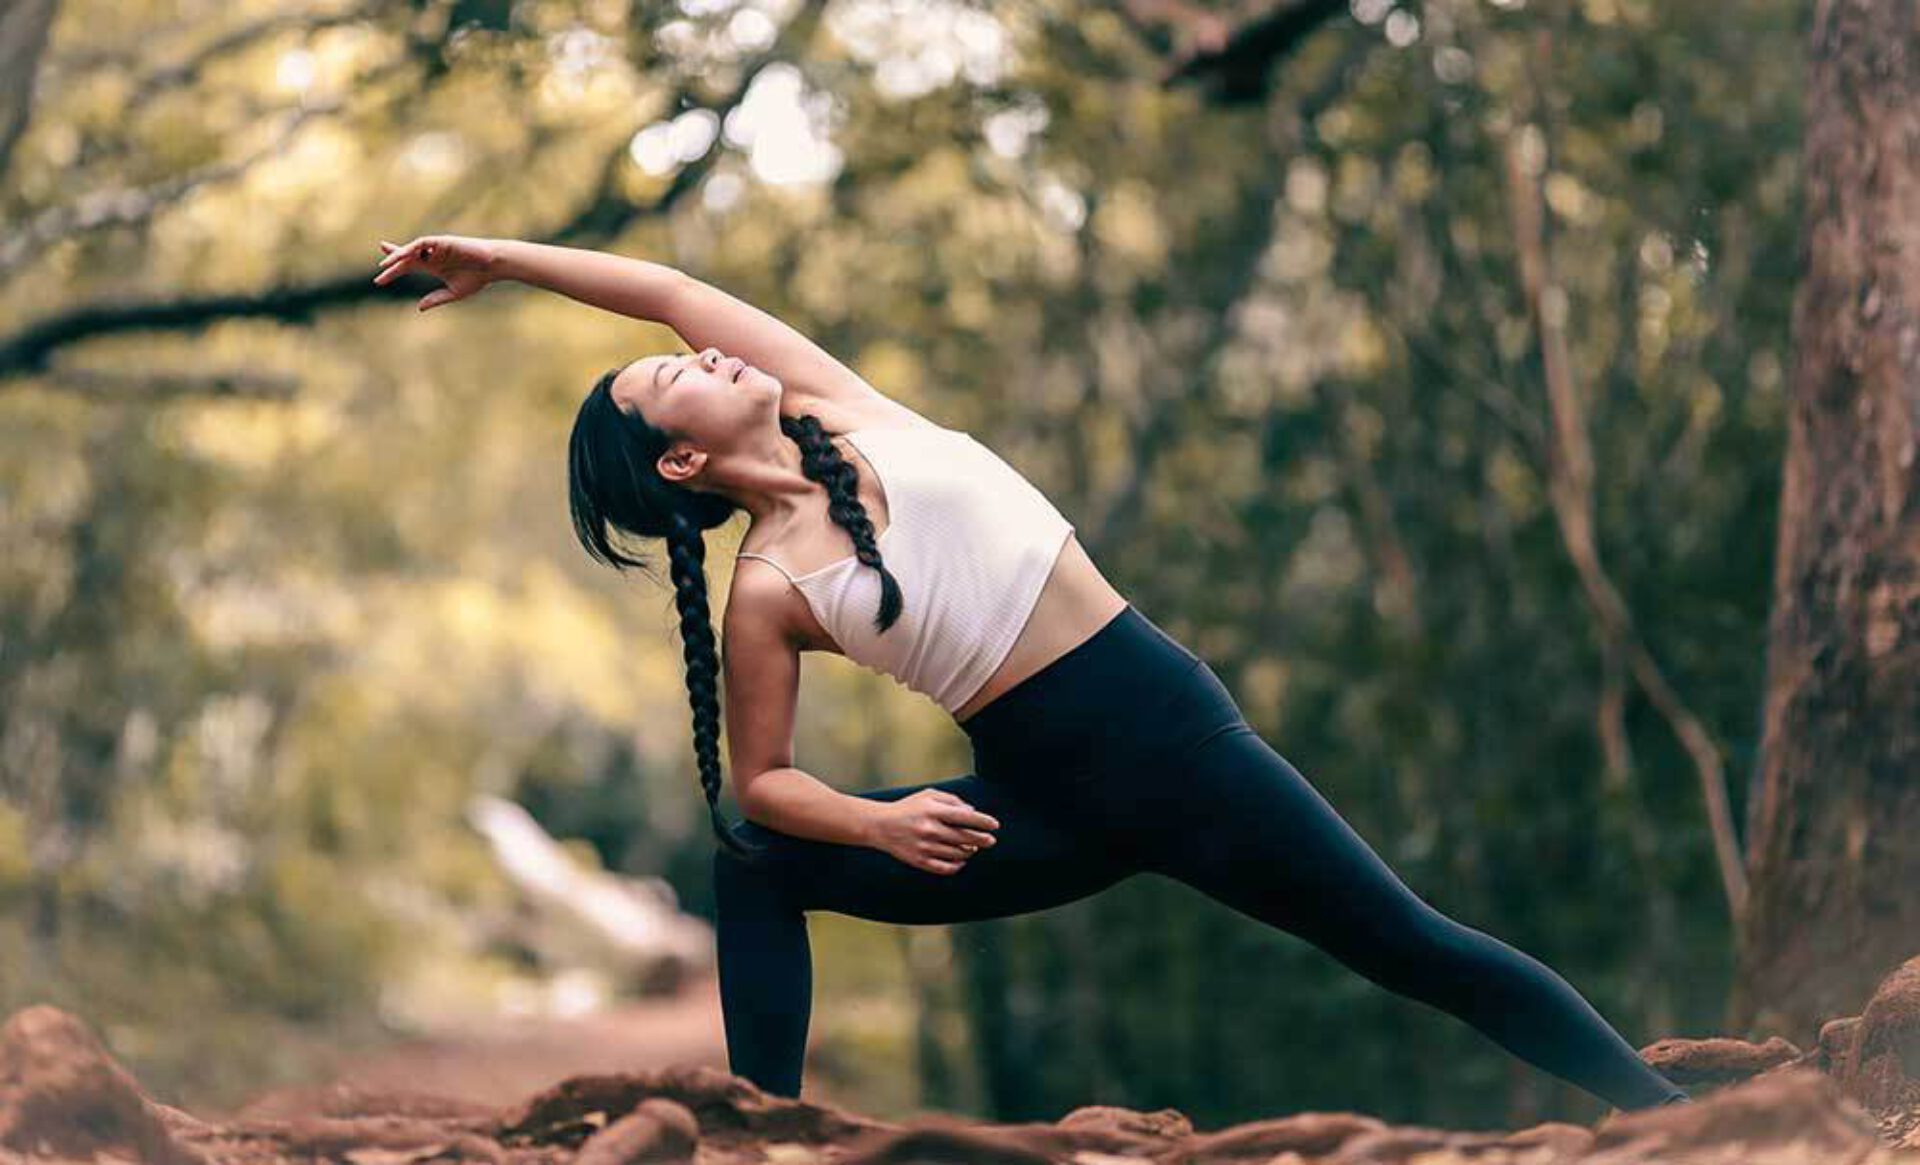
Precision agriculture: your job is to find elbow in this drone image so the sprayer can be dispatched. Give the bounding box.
[732,766,776,824]
[656,266,701,326]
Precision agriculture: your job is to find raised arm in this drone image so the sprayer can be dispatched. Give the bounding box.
[513,242,896,416]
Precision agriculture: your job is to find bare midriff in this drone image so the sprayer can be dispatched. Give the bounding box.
[949,533,1129,723]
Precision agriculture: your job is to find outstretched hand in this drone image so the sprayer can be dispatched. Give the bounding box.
[373,235,503,311]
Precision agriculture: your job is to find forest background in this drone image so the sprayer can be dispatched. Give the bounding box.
[5,0,1901,1137]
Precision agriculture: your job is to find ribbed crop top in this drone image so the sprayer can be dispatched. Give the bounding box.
[735,424,1075,714]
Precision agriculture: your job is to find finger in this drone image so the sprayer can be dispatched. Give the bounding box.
[950,827,997,847]
[373,257,414,286]
[379,240,398,254]
[378,240,423,271]
[418,287,460,312]
[927,823,985,847]
[923,840,975,861]
[934,804,1000,831]
[922,857,963,876]
[376,250,415,276]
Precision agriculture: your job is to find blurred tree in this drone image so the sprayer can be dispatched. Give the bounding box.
[1734,0,1920,1048]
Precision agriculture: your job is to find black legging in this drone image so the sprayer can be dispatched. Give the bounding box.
[713,605,1688,1110]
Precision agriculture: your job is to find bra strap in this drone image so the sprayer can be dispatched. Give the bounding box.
[735,551,799,586]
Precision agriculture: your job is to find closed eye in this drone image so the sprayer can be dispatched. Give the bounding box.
[652,356,689,386]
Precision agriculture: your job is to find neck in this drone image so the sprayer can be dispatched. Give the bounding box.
[700,420,814,529]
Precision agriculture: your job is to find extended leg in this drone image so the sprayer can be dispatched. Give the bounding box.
[1138,724,1688,1112]
[713,771,1138,1098]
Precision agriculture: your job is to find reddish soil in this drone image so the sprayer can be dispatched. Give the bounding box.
[3,957,1918,1165]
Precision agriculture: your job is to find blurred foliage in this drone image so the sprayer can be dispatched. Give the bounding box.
[0,0,1796,1131]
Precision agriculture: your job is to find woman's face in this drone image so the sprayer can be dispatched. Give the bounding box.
[611,346,783,475]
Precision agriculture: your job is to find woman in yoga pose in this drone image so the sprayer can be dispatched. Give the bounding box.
[374,235,1693,1112]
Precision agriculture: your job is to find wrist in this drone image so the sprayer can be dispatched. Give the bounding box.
[850,797,889,847]
[486,239,519,283]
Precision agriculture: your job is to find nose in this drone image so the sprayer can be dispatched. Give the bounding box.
[699,348,723,370]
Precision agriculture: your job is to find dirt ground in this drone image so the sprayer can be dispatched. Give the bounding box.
[3,956,1918,1165]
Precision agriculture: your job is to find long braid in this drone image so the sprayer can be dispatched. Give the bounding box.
[779,413,903,631]
[665,510,764,863]
[569,367,903,864]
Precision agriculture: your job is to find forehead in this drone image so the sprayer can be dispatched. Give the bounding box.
[614,356,670,413]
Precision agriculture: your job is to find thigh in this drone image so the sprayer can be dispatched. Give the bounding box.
[727,772,1141,925]
[1140,726,1438,953]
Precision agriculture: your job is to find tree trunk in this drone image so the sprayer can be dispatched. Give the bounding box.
[1733,0,1920,1046]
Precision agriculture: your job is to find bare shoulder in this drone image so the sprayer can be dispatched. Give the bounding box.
[725,557,801,640]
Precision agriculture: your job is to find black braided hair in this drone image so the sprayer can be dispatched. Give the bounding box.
[566,364,905,862]
[778,413,903,632]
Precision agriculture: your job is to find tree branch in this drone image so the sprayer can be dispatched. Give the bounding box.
[1,99,343,280]
[1154,0,1350,105]
[1502,76,1749,920]
[118,3,381,110]
[0,0,827,384]
[43,368,301,400]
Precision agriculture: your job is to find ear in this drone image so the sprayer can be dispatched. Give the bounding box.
[656,440,709,485]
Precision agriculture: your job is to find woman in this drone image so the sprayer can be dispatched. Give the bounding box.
[372,235,1693,1112]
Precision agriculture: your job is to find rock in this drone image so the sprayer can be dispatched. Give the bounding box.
[1818,1016,1864,1074]
[1501,1121,1594,1155]
[233,1078,504,1122]
[1290,1117,1593,1164]
[0,1004,207,1165]
[1161,1111,1386,1163]
[496,1063,888,1149]
[840,1114,1063,1165]
[575,1097,700,1165]
[1057,1104,1194,1140]
[269,1117,507,1164]
[1836,955,1920,1115]
[1636,1033,1804,1093]
[1585,1066,1883,1162]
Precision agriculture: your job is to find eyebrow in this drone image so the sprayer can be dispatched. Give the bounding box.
[655,355,692,387]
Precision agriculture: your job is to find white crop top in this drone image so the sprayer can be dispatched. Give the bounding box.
[735,424,1075,714]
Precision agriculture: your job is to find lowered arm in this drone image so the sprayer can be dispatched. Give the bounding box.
[721,564,885,847]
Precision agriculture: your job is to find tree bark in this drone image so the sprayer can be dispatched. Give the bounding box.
[1734,0,1920,1046]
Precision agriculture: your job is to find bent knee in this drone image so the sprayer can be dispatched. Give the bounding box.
[712,829,805,904]
[713,837,771,888]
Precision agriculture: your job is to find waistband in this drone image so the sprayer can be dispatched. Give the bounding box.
[959,605,1230,778]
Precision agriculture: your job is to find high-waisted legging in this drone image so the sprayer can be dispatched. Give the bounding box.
[712,605,1688,1110]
